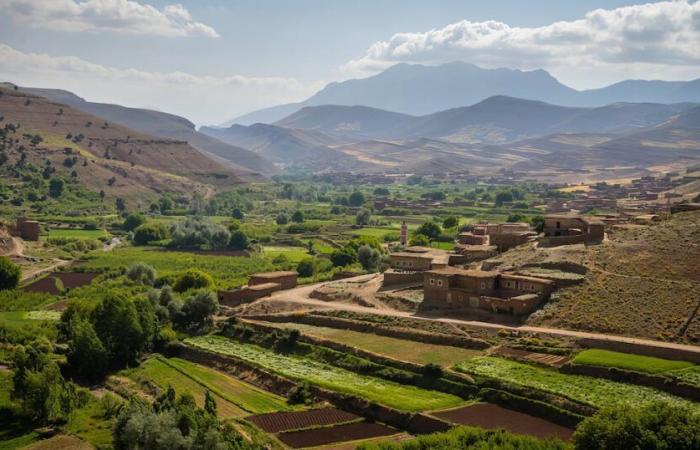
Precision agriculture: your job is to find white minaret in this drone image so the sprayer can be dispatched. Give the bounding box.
[400,221,408,246]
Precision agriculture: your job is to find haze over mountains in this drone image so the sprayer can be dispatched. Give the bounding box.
[229,62,700,126]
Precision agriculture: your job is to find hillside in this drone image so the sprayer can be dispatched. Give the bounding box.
[9,84,276,178]
[228,62,700,125]
[0,87,242,203]
[511,211,700,343]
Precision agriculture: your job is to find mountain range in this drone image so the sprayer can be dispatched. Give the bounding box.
[228,62,700,125]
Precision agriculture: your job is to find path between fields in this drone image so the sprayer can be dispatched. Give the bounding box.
[20,258,71,282]
[265,275,700,357]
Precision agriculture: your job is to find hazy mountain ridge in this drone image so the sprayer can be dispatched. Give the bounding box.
[228,62,700,125]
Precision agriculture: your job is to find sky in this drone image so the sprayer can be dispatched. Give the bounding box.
[1,0,699,125]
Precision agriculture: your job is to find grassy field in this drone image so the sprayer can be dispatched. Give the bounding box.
[186,336,465,412]
[263,246,310,263]
[48,229,109,239]
[127,356,290,417]
[572,349,695,374]
[456,357,700,412]
[261,322,482,367]
[669,366,700,386]
[63,399,114,448]
[80,246,277,290]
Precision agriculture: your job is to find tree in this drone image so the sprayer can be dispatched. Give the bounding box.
[373,187,390,196]
[0,256,21,290]
[48,177,64,198]
[442,216,459,229]
[573,403,700,450]
[123,213,145,232]
[495,191,514,207]
[228,230,249,250]
[176,290,219,334]
[66,318,108,383]
[296,258,315,277]
[231,208,244,220]
[507,213,526,223]
[348,191,365,207]
[355,208,371,226]
[330,248,356,267]
[275,213,288,225]
[204,390,217,416]
[357,245,381,271]
[291,211,304,223]
[116,197,127,214]
[409,234,430,246]
[91,294,148,368]
[531,215,545,233]
[173,269,214,293]
[127,262,156,285]
[416,221,442,240]
[133,223,169,245]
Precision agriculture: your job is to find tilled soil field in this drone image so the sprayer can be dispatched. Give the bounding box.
[23,272,98,295]
[247,407,360,433]
[433,403,574,441]
[277,421,398,448]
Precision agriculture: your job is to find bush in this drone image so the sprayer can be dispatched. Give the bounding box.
[356,208,371,226]
[133,223,169,246]
[123,213,145,232]
[173,290,219,334]
[127,262,156,286]
[228,230,249,250]
[287,382,313,405]
[348,191,365,206]
[291,211,304,223]
[442,216,459,228]
[0,256,21,290]
[173,269,214,293]
[416,221,442,240]
[275,213,288,225]
[297,258,315,277]
[331,248,356,267]
[357,245,381,271]
[409,234,430,247]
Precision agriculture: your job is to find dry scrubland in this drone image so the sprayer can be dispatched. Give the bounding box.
[527,211,700,343]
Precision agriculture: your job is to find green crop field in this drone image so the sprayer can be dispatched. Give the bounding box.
[261,321,482,367]
[161,357,291,414]
[669,366,700,386]
[572,349,695,374]
[80,246,276,290]
[456,357,700,412]
[263,246,310,263]
[48,229,109,239]
[186,335,464,412]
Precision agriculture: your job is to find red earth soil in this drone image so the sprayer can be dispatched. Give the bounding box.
[23,272,98,295]
[247,408,360,433]
[277,421,397,449]
[433,403,574,441]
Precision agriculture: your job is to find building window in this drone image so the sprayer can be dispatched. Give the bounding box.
[556,221,561,229]
[437,279,443,287]
[429,278,435,285]
[480,282,486,290]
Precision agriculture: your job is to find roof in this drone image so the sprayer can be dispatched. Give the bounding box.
[390,252,434,259]
[403,246,431,253]
[500,273,555,285]
[426,267,498,278]
[455,244,498,251]
[250,271,298,278]
[246,282,281,291]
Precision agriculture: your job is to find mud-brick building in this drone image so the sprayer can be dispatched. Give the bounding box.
[218,271,298,307]
[542,215,605,246]
[14,217,40,241]
[422,268,555,316]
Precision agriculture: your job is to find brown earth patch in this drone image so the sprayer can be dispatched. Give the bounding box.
[277,421,398,449]
[23,272,98,295]
[433,403,573,441]
[247,407,360,433]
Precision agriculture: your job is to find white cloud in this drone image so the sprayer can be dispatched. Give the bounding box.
[0,43,322,124]
[0,0,219,38]
[343,0,700,87]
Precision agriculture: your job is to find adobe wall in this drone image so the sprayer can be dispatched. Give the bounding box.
[383,270,424,286]
[539,235,586,247]
[218,285,279,307]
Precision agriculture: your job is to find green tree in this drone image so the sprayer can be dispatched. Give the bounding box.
[331,248,356,267]
[204,391,217,416]
[91,294,147,368]
[531,215,545,233]
[495,191,514,207]
[48,177,64,198]
[133,223,169,245]
[175,290,219,334]
[573,403,700,450]
[355,208,371,226]
[66,318,108,383]
[231,208,244,220]
[291,211,304,223]
[442,216,459,229]
[0,256,21,290]
[357,245,381,271]
[416,221,442,240]
[123,213,145,231]
[116,197,127,214]
[348,191,365,206]
[409,234,430,246]
[275,213,288,225]
[296,258,315,277]
[173,269,214,293]
[127,262,157,285]
[228,230,249,250]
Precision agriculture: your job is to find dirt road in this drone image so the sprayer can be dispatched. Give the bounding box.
[265,275,700,358]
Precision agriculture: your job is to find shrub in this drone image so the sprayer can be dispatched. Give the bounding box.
[291,211,304,223]
[172,269,214,293]
[133,223,169,246]
[331,248,356,267]
[357,245,381,271]
[228,230,249,250]
[348,191,365,206]
[0,256,21,291]
[297,258,315,277]
[287,382,313,405]
[355,208,371,226]
[173,290,219,334]
[442,216,459,228]
[123,213,145,231]
[416,221,442,240]
[127,262,156,286]
[275,213,288,225]
[409,234,430,246]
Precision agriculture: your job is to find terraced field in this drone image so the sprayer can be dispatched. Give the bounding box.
[572,349,695,374]
[260,321,482,367]
[126,357,290,418]
[456,357,700,411]
[186,336,465,412]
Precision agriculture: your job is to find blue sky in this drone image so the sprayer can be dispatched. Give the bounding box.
[1,0,699,124]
